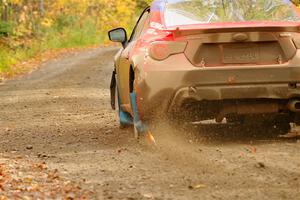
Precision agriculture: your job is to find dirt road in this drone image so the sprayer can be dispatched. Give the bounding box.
[0,47,299,199]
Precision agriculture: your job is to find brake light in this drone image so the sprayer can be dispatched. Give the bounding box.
[148,41,187,61]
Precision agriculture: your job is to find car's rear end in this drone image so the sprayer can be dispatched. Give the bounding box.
[135,0,300,123]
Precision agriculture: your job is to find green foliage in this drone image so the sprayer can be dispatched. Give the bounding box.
[0,48,14,71]
[54,15,79,32]
[44,18,101,49]
[0,20,14,36]
[0,16,102,72]
[0,45,32,72]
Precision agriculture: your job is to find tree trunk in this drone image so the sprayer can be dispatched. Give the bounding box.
[1,1,9,21]
[40,0,44,16]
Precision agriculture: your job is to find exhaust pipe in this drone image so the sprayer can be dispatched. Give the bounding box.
[288,100,300,112]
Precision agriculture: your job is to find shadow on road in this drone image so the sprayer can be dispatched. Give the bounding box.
[179,121,298,145]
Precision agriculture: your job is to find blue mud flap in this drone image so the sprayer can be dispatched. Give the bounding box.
[118,95,133,126]
[130,92,148,134]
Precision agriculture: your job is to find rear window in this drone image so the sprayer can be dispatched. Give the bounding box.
[164,0,300,27]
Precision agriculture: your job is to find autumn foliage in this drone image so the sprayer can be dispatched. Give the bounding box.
[0,0,151,74]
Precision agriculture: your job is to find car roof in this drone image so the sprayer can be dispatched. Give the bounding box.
[150,0,299,29]
[152,0,294,6]
[151,0,296,16]
[152,0,182,5]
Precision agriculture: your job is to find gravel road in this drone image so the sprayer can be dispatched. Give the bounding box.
[0,47,299,199]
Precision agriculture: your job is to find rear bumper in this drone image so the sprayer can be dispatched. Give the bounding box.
[134,53,300,120]
[171,83,300,108]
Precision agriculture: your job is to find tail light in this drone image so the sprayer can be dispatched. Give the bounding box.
[148,41,187,60]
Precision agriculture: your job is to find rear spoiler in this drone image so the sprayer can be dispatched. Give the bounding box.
[167,25,300,37]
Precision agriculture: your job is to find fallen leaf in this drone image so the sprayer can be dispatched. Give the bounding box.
[26,145,33,150]
[189,184,206,189]
[255,162,266,169]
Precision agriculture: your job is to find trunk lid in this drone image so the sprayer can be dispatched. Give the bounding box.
[170,25,300,67]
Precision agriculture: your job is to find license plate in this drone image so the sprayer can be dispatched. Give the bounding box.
[222,44,259,64]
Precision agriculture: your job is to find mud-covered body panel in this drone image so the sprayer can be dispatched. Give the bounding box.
[112,0,300,122]
[134,51,300,120]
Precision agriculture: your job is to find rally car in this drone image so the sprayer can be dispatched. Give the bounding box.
[109,0,300,136]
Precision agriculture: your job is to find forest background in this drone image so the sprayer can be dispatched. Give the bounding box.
[0,0,299,76]
[0,0,151,77]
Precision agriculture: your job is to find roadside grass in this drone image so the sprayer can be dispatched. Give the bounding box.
[0,44,39,74]
[0,18,105,78]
